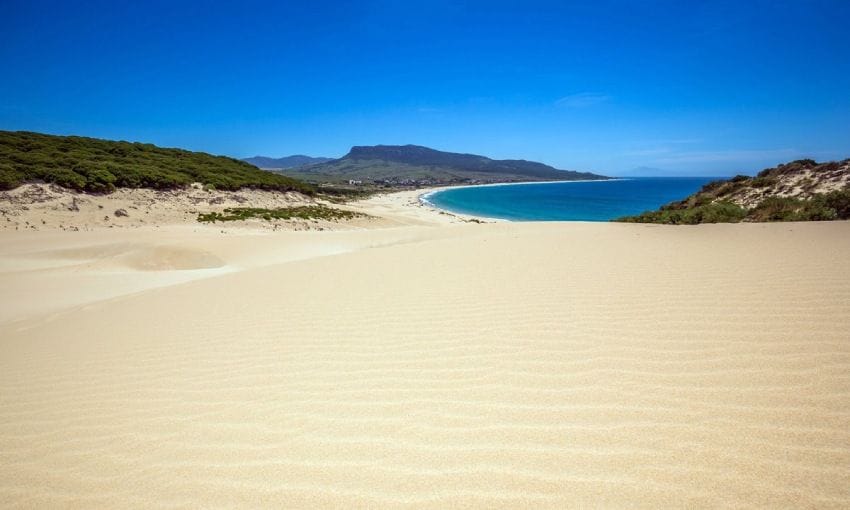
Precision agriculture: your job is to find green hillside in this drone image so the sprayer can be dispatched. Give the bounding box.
[616,159,850,224]
[0,131,314,194]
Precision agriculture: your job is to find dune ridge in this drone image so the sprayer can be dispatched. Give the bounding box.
[1,218,849,507]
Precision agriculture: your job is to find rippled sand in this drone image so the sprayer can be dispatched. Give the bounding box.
[1,220,849,507]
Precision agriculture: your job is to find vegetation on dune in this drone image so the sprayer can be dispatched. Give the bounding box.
[618,201,749,225]
[314,185,377,203]
[0,131,315,194]
[197,205,367,223]
[619,189,850,224]
[616,158,850,224]
[747,191,850,221]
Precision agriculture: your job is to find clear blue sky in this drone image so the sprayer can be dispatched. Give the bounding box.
[2,0,849,176]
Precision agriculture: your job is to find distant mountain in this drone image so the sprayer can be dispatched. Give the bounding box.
[242,155,333,169]
[617,158,850,224]
[284,144,607,185]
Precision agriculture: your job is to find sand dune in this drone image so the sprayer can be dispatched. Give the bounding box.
[1,215,849,507]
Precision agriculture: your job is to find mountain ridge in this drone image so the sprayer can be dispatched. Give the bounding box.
[284,144,607,185]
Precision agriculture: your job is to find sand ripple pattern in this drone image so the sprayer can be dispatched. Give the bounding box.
[1,222,849,508]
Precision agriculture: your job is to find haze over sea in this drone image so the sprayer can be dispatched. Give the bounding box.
[425,177,717,221]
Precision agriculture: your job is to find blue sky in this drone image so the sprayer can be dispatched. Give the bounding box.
[2,0,848,176]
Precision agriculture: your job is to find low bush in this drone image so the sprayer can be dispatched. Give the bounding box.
[619,189,850,224]
[748,195,842,222]
[816,189,850,219]
[0,130,315,194]
[197,206,367,223]
[750,176,777,188]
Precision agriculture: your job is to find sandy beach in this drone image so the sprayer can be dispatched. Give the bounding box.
[1,191,849,508]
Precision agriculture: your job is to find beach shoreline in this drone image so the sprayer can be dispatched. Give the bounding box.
[1,189,849,507]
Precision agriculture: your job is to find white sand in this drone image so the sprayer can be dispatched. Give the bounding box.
[0,183,482,232]
[1,191,849,508]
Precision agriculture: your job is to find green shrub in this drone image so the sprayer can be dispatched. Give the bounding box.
[743,194,846,222]
[0,130,315,195]
[750,176,777,188]
[74,166,117,193]
[693,202,748,223]
[746,197,794,221]
[791,158,817,166]
[747,197,816,221]
[699,179,729,194]
[617,201,746,224]
[43,168,87,190]
[816,189,850,219]
[198,206,367,223]
[0,164,23,189]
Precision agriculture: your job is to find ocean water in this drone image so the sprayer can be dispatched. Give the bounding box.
[424,177,719,221]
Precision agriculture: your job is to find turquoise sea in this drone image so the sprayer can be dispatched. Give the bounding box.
[424,177,719,221]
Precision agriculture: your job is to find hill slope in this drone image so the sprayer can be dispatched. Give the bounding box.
[242,155,333,169]
[0,131,314,194]
[283,144,607,185]
[617,159,850,224]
